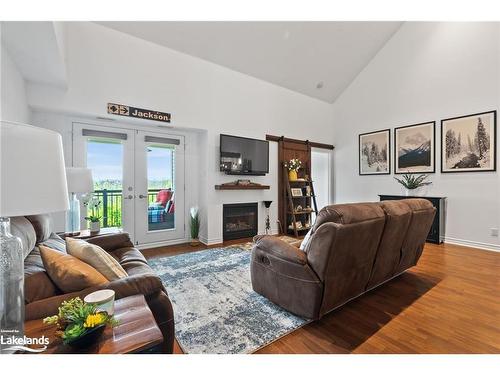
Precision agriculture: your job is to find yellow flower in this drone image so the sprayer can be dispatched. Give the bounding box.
[84,313,105,328]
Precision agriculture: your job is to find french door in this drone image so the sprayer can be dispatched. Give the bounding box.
[73,122,185,246]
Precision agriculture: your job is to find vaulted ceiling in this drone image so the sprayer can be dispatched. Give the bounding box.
[97,22,403,103]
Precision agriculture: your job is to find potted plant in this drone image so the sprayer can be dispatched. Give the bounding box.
[43,297,117,348]
[82,194,102,233]
[190,206,200,246]
[394,173,432,196]
[284,158,302,181]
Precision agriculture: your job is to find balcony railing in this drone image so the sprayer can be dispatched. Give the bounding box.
[91,189,162,228]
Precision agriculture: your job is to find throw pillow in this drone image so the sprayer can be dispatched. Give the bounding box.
[40,245,108,293]
[66,237,127,281]
[300,228,313,251]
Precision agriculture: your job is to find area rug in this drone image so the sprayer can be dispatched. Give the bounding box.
[148,244,309,354]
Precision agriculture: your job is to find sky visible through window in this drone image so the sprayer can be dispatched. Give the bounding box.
[87,140,173,189]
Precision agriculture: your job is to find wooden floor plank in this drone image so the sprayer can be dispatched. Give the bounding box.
[143,240,500,354]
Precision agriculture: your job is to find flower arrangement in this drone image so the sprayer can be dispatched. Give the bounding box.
[284,158,302,172]
[190,206,200,246]
[43,297,117,345]
[82,194,102,223]
[394,173,432,193]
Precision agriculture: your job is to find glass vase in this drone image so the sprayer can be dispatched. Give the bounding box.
[0,217,24,354]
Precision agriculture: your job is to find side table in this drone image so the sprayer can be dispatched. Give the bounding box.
[24,295,163,354]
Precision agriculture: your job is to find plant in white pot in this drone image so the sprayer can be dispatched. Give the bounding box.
[82,194,102,233]
[394,173,432,196]
[190,206,201,246]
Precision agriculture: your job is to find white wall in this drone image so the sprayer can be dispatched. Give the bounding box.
[26,22,334,244]
[332,22,500,251]
[0,43,31,123]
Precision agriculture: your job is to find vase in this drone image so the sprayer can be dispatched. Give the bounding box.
[89,221,100,234]
[288,170,298,181]
[190,238,201,247]
[0,217,24,353]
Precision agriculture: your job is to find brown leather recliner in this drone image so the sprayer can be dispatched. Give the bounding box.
[251,199,436,320]
[11,214,175,353]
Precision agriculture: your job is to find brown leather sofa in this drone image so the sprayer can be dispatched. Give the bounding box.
[11,214,175,353]
[251,199,436,320]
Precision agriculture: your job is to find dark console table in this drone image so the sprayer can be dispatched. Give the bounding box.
[379,195,446,244]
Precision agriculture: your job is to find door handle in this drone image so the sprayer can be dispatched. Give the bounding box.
[138,194,147,199]
[123,195,134,200]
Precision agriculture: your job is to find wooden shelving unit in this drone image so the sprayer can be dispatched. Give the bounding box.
[284,166,319,237]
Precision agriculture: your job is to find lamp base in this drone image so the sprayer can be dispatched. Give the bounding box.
[66,193,81,233]
[0,217,25,354]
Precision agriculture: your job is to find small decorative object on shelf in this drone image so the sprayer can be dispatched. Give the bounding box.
[263,201,273,234]
[291,188,303,197]
[190,206,201,246]
[43,297,118,349]
[394,172,432,196]
[83,194,102,233]
[284,158,302,181]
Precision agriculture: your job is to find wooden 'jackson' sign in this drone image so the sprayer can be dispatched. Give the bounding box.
[107,103,171,123]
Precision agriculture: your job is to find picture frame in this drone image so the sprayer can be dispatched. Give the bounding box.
[290,188,303,197]
[394,121,436,174]
[441,110,497,173]
[359,129,391,175]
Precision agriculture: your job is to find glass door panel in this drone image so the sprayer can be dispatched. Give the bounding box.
[86,138,124,228]
[147,143,175,231]
[135,131,185,245]
[72,123,135,238]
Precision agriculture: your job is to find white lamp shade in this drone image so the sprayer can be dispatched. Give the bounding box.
[0,121,69,216]
[66,167,94,193]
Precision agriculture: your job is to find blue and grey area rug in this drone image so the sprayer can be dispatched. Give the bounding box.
[149,245,309,354]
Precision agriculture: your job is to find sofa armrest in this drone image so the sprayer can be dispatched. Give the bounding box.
[106,273,165,299]
[253,235,307,264]
[25,274,165,321]
[86,232,133,252]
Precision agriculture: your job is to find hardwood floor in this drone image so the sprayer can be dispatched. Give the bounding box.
[143,240,500,354]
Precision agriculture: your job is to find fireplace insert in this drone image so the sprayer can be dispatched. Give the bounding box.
[223,203,258,240]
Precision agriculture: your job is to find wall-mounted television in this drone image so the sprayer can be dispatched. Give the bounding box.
[220,134,269,176]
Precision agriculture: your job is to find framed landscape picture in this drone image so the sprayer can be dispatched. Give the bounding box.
[441,110,497,173]
[394,121,435,174]
[359,129,390,175]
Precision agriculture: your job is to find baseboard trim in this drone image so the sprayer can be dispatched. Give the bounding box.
[444,236,500,252]
[136,237,189,250]
[199,229,280,246]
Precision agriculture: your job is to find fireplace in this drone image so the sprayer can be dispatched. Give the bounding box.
[223,203,258,240]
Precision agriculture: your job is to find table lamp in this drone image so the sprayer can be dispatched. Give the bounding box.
[0,121,69,353]
[65,167,94,234]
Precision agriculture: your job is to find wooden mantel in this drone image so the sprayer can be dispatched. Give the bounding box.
[215,182,270,190]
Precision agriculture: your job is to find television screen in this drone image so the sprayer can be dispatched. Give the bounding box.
[220,134,269,175]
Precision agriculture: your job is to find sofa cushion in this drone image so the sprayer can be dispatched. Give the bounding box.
[66,237,127,281]
[40,245,108,293]
[25,214,52,243]
[112,247,148,265]
[10,216,36,260]
[24,271,59,304]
